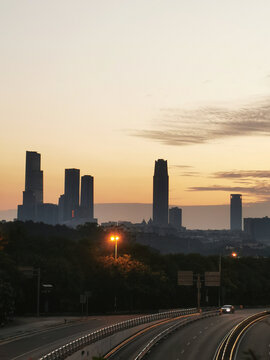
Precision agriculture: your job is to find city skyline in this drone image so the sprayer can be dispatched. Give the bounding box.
[2,1,270,214]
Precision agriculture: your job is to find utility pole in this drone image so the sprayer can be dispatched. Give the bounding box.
[36,268,40,317]
[218,254,221,307]
[197,274,201,310]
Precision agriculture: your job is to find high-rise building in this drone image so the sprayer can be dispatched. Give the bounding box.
[230,194,242,230]
[244,217,270,243]
[169,207,182,229]
[80,175,94,219]
[153,159,169,227]
[17,151,43,221]
[63,168,80,221]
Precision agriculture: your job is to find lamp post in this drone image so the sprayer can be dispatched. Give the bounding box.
[109,234,120,312]
[110,235,120,260]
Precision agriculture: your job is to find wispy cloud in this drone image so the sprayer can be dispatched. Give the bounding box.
[189,183,270,197]
[170,165,194,169]
[131,98,270,146]
[170,165,199,177]
[213,170,270,179]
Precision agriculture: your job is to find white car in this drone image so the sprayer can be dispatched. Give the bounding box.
[221,305,235,314]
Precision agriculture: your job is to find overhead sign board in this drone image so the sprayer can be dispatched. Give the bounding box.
[18,266,34,278]
[177,271,193,286]
[205,272,220,286]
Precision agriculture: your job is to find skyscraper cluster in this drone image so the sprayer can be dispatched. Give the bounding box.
[17,152,242,231]
[18,151,95,226]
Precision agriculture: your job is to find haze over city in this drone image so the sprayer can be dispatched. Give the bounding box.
[2,1,270,228]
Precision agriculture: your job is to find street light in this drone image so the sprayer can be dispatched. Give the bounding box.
[110,235,120,259]
[231,252,238,258]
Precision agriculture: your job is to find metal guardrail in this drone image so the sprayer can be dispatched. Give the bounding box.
[134,309,220,360]
[39,308,197,360]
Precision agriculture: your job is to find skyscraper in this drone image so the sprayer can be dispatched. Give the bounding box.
[153,159,169,227]
[80,175,94,219]
[17,151,43,221]
[230,194,242,230]
[25,151,43,203]
[169,207,182,229]
[63,168,80,221]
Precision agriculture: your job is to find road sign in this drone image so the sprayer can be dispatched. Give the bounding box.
[177,271,193,286]
[205,271,220,286]
[18,266,34,278]
[80,294,87,304]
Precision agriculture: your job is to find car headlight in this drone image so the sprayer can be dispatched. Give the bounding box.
[226,309,230,312]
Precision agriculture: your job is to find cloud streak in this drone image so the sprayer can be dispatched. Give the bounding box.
[214,170,270,179]
[131,98,270,146]
[189,183,270,197]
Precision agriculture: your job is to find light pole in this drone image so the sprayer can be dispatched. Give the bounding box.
[110,234,120,312]
[110,235,120,260]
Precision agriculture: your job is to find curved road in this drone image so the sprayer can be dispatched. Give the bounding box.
[107,309,267,360]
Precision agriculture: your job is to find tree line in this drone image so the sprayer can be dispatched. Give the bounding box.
[0,221,270,323]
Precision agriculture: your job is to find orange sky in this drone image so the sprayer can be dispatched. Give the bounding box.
[2,1,270,211]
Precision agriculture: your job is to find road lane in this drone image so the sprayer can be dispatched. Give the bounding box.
[234,314,270,359]
[106,313,201,360]
[0,315,138,360]
[106,309,264,360]
[146,309,263,360]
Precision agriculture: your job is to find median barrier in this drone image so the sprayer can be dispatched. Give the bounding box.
[39,308,197,360]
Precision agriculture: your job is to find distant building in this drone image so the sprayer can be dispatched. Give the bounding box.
[64,169,80,221]
[244,217,270,243]
[169,207,182,229]
[17,151,43,221]
[230,194,242,231]
[58,194,65,223]
[36,203,58,225]
[153,159,169,227]
[80,175,94,219]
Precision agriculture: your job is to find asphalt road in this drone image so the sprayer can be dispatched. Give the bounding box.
[234,313,270,360]
[0,315,138,360]
[107,309,266,360]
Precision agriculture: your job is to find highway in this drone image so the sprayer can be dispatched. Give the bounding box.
[0,315,138,360]
[1,309,269,360]
[106,309,267,360]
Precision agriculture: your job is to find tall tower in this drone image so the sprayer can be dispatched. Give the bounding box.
[230,194,242,230]
[64,168,80,221]
[25,151,43,204]
[153,159,169,227]
[80,175,94,219]
[17,151,43,221]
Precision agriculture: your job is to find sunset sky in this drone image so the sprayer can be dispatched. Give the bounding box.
[2,0,270,213]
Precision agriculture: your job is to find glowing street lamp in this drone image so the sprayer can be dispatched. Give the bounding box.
[231,252,238,258]
[110,235,120,259]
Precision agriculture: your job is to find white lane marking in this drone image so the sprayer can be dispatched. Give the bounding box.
[199,330,202,333]
[204,327,208,329]
[181,350,185,354]
[193,336,197,339]
[186,342,190,346]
